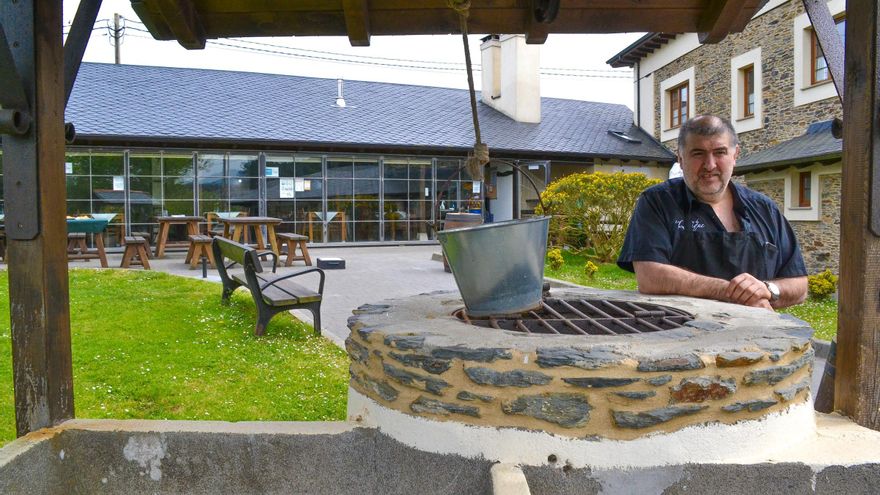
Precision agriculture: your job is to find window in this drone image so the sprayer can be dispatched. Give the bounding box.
[741,65,755,118]
[811,16,846,85]
[798,171,812,207]
[669,82,688,129]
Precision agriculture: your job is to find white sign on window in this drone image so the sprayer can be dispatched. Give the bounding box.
[295,178,306,192]
[425,187,430,197]
[472,181,481,194]
[279,178,295,198]
[65,162,73,174]
[112,176,124,191]
[266,167,279,178]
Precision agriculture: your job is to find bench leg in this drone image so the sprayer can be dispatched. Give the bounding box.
[299,241,312,266]
[306,301,322,337]
[221,281,241,304]
[254,306,273,336]
[137,245,151,270]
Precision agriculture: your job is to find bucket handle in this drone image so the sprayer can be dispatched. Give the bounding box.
[430,159,547,233]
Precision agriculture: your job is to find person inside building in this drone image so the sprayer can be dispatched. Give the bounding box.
[617,115,808,309]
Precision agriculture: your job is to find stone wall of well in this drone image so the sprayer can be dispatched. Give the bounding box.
[346,292,814,441]
[649,0,842,275]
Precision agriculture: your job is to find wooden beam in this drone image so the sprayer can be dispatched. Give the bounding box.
[698,0,747,43]
[0,0,75,436]
[525,8,549,45]
[343,0,371,46]
[63,0,103,107]
[836,0,880,430]
[802,0,844,103]
[155,0,206,49]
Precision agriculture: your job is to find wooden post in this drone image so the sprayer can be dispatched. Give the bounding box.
[1,0,74,436]
[836,0,880,430]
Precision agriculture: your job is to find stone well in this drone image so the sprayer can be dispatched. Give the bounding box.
[345,288,816,468]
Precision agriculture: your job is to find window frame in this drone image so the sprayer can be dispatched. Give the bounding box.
[741,64,755,118]
[798,171,812,208]
[668,82,689,130]
[809,15,845,85]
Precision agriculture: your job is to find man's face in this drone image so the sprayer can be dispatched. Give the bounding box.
[678,131,739,204]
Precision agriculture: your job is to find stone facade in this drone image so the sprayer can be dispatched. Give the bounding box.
[347,290,814,441]
[646,1,842,273]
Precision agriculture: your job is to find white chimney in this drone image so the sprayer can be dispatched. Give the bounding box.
[479,34,541,123]
[335,78,346,107]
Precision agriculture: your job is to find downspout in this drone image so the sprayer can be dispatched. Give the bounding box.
[635,61,641,128]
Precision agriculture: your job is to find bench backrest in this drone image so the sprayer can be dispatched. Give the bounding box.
[212,237,263,282]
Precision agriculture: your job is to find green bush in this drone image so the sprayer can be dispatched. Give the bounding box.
[547,248,564,270]
[808,269,839,299]
[536,172,662,262]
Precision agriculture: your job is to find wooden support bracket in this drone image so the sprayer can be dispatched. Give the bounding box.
[155,0,206,49]
[698,0,747,44]
[0,23,31,135]
[343,0,370,47]
[63,0,103,107]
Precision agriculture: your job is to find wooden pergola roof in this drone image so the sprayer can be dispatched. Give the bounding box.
[129,0,767,47]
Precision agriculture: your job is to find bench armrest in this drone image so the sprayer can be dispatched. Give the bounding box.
[255,250,279,273]
[260,267,325,295]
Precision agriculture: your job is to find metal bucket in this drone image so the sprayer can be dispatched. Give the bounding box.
[438,216,550,316]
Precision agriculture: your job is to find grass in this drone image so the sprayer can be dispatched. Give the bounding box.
[545,251,838,341]
[0,269,349,446]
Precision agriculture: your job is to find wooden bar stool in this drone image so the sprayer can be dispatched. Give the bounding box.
[120,236,151,269]
[185,234,216,269]
[276,232,312,266]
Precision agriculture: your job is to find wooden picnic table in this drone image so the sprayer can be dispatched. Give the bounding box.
[66,218,109,267]
[154,215,203,258]
[219,216,282,255]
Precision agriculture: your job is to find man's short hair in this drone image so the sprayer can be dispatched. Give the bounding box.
[677,115,740,152]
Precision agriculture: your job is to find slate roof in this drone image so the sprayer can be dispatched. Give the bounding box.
[734,120,842,174]
[65,63,674,162]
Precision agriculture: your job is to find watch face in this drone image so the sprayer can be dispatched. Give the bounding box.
[766,281,780,301]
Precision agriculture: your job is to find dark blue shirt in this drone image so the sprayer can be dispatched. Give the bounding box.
[617,178,807,281]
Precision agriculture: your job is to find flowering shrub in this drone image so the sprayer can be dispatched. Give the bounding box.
[808,269,838,299]
[584,261,599,278]
[547,248,564,270]
[536,172,661,262]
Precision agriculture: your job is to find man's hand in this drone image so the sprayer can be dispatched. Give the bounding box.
[725,273,772,308]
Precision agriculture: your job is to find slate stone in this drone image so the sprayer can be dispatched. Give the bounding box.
[346,337,370,365]
[535,347,624,369]
[411,396,480,418]
[384,335,426,350]
[722,399,778,413]
[562,377,640,388]
[383,363,450,396]
[457,391,494,403]
[430,346,511,363]
[389,352,452,375]
[684,320,726,332]
[716,351,765,367]
[353,304,390,315]
[646,375,673,386]
[613,391,655,400]
[351,371,399,402]
[671,377,737,403]
[356,327,377,342]
[465,367,552,387]
[502,393,592,428]
[774,378,811,401]
[744,349,815,385]
[612,405,707,429]
[637,354,705,372]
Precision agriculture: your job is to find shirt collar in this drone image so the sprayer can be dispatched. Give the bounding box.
[676,178,751,226]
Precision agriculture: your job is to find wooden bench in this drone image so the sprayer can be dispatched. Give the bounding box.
[185,234,216,269]
[120,236,151,269]
[212,237,324,336]
[276,232,312,266]
[67,233,88,255]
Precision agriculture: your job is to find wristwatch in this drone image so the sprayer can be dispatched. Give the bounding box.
[764,281,781,302]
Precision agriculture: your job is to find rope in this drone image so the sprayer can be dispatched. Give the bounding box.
[449,0,490,179]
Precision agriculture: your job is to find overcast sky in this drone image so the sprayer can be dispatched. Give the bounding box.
[63,0,642,108]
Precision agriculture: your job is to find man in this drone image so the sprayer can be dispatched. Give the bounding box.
[617,115,808,309]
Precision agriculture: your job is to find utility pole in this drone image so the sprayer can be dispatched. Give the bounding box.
[113,13,121,64]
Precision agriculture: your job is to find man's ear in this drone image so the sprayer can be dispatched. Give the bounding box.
[733,145,741,160]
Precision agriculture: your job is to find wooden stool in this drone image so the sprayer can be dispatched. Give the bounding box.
[128,231,153,258]
[67,233,88,255]
[276,232,312,266]
[121,236,151,269]
[185,234,216,269]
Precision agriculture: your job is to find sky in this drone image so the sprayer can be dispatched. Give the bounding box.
[62,0,642,108]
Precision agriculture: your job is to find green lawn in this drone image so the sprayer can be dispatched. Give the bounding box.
[545,250,837,341]
[0,269,349,445]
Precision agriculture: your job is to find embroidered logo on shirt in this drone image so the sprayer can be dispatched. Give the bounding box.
[673,218,706,231]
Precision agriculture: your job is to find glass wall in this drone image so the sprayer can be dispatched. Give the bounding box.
[59,148,481,246]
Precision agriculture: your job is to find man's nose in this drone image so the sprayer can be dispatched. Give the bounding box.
[702,155,717,171]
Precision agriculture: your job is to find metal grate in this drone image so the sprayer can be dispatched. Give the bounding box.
[454,297,695,336]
